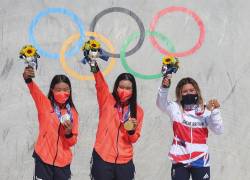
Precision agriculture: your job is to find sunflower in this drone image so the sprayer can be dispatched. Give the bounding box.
[89,40,100,50]
[20,45,37,57]
[82,41,91,51]
[162,56,176,65]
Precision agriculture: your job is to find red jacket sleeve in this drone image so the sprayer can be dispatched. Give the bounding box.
[27,81,50,113]
[94,71,112,109]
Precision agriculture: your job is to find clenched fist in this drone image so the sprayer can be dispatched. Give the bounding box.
[23,66,35,79]
[207,99,220,111]
[62,120,73,135]
[162,75,171,88]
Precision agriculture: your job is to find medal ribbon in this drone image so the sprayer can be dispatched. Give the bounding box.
[54,103,73,123]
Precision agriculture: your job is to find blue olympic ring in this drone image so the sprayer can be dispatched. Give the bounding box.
[29,7,85,59]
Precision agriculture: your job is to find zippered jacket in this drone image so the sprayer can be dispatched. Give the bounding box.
[27,80,79,167]
[156,87,223,166]
[93,71,144,164]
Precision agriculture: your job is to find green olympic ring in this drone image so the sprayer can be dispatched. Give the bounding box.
[120,30,176,80]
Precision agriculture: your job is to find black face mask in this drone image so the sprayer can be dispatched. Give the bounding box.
[181,94,198,106]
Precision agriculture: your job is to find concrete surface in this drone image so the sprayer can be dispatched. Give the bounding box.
[0,0,249,179]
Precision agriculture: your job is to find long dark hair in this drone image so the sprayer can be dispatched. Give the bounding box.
[175,77,204,106]
[112,73,137,119]
[47,75,77,111]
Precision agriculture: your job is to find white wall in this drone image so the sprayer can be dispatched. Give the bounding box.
[0,0,249,179]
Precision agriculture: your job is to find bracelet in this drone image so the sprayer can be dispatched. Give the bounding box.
[25,78,32,84]
[65,133,73,138]
[127,130,135,135]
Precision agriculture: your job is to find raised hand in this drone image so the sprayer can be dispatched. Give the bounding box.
[162,75,171,88]
[23,66,35,79]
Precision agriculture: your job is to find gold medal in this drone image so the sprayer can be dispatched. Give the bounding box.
[124,119,134,131]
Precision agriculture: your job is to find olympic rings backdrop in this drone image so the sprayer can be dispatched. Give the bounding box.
[4,2,247,180]
[29,7,85,60]
[28,6,205,80]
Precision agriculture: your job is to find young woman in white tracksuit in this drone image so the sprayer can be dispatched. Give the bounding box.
[156,76,223,180]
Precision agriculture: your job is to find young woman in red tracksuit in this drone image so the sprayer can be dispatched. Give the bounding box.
[156,76,223,180]
[23,67,79,180]
[90,63,144,180]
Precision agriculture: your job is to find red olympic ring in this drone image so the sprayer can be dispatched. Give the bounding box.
[149,6,205,57]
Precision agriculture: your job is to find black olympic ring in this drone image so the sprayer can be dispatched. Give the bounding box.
[89,7,145,58]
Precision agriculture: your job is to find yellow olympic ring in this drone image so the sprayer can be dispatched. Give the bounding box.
[60,32,116,80]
